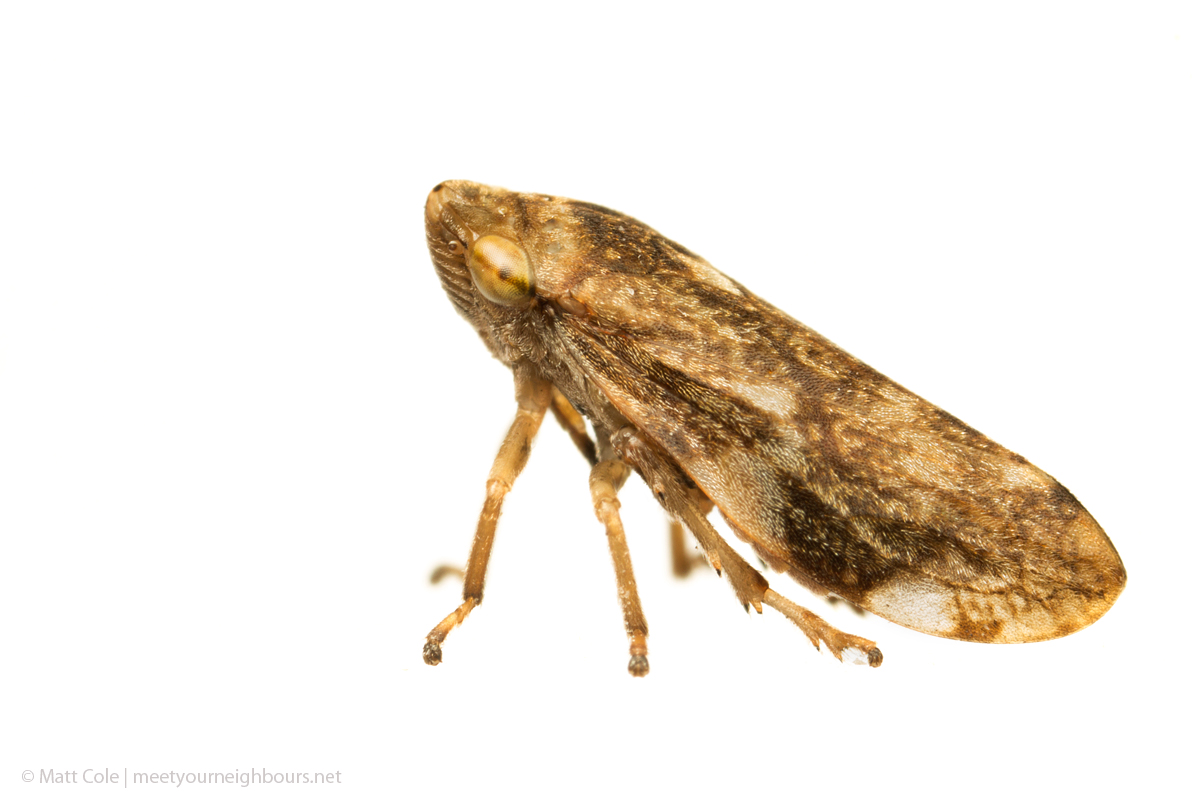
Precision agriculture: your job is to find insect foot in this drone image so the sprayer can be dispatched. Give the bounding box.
[429,565,464,584]
[423,597,481,668]
[762,590,883,667]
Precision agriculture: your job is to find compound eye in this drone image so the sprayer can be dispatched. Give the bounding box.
[467,235,535,306]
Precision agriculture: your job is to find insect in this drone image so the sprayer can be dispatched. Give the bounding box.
[421,180,1126,675]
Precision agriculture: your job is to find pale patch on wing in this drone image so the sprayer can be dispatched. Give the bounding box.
[638,340,801,419]
[568,276,665,332]
[680,255,743,295]
[864,576,972,639]
[723,376,799,418]
[863,569,1116,643]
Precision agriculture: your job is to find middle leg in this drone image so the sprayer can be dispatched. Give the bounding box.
[589,436,650,677]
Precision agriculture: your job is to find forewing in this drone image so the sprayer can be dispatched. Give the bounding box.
[555,269,1125,643]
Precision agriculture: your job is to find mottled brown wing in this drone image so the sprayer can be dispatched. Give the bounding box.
[554,269,1125,643]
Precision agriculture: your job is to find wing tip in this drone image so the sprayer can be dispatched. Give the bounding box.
[863,552,1125,645]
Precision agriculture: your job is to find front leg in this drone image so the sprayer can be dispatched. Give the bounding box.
[423,361,552,667]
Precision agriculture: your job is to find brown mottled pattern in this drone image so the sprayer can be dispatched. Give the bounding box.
[425,180,1126,644]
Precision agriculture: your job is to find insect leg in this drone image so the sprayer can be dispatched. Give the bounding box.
[590,434,650,677]
[613,428,882,667]
[669,488,712,578]
[612,428,767,610]
[761,591,882,666]
[549,386,598,466]
[429,565,464,584]
[422,362,552,667]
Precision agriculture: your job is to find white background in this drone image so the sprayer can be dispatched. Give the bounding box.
[2,2,1196,797]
